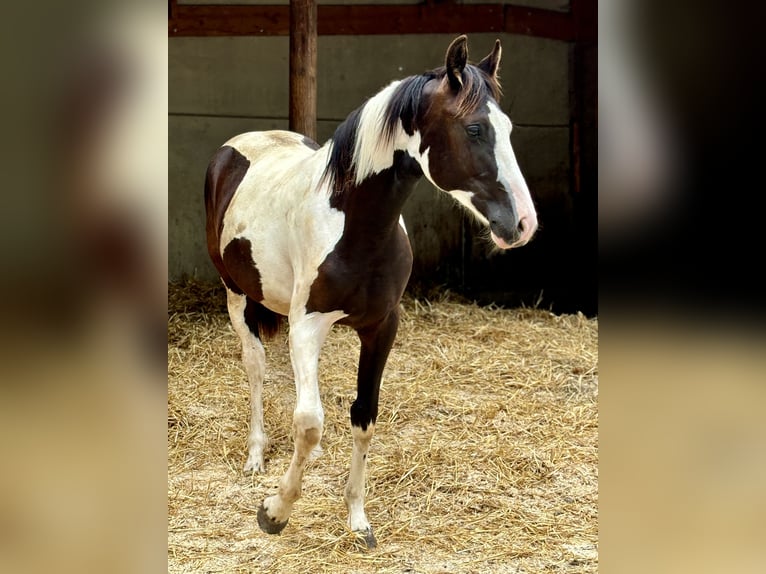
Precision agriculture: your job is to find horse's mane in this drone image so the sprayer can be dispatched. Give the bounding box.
[322,64,501,195]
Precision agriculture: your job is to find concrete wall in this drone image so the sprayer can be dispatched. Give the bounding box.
[169,30,589,311]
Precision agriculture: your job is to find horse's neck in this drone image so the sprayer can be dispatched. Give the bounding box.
[336,150,422,237]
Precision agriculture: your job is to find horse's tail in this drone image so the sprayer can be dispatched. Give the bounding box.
[244,298,284,341]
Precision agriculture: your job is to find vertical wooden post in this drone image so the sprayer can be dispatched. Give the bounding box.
[289,0,317,140]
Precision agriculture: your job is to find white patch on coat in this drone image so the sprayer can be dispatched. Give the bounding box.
[221,132,352,484]
[405,130,428,178]
[448,190,489,225]
[220,132,346,316]
[218,131,358,529]
[487,101,538,245]
[353,81,406,183]
[288,309,347,413]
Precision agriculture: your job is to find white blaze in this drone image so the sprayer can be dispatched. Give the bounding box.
[487,101,538,246]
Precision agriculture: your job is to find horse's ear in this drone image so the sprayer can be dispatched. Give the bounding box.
[478,39,502,78]
[445,35,468,92]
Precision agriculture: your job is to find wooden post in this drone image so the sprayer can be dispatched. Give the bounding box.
[289,0,317,140]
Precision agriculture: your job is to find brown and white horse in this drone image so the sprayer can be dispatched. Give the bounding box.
[204,36,537,548]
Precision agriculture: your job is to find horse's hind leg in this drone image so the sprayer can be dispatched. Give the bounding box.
[226,288,268,474]
[345,308,400,549]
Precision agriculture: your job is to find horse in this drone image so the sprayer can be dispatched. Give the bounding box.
[204,35,537,548]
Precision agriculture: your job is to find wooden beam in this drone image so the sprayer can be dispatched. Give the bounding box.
[289,0,317,140]
[571,0,596,43]
[170,5,290,36]
[169,4,579,42]
[319,4,505,36]
[504,5,574,41]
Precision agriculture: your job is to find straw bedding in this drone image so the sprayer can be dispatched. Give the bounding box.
[168,280,598,573]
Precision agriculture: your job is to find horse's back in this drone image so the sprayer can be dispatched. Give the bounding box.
[217,130,324,210]
[225,130,320,160]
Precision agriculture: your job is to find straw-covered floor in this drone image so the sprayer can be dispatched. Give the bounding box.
[168,280,598,573]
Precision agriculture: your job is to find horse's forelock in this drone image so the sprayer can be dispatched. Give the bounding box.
[448,65,502,118]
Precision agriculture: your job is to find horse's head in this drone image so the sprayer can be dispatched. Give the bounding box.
[411,36,538,249]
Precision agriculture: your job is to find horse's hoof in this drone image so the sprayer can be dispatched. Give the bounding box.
[243,458,265,475]
[355,527,377,550]
[257,502,288,535]
[244,449,266,474]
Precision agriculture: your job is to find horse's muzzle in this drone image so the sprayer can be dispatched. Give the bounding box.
[490,212,537,249]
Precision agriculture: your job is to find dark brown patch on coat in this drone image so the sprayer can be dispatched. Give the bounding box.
[301,135,320,150]
[204,145,250,293]
[221,237,284,340]
[222,237,264,301]
[307,151,420,330]
[204,144,284,340]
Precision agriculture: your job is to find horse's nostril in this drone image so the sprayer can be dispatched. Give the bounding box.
[490,217,517,240]
[518,217,528,234]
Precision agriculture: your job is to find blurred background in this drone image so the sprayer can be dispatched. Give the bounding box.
[0,1,167,573]
[600,0,766,572]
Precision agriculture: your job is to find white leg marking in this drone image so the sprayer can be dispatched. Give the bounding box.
[226,289,268,473]
[261,309,346,526]
[345,424,376,534]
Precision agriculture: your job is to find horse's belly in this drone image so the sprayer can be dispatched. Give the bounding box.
[245,235,293,315]
[222,217,294,314]
[225,213,345,317]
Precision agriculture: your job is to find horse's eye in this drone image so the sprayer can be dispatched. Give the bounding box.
[466,124,481,138]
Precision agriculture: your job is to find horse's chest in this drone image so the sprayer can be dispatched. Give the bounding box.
[306,226,413,326]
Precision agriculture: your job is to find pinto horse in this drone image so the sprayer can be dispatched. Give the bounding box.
[205,35,537,548]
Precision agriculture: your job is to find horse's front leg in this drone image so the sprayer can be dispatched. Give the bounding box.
[345,308,400,549]
[257,308,344,535]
